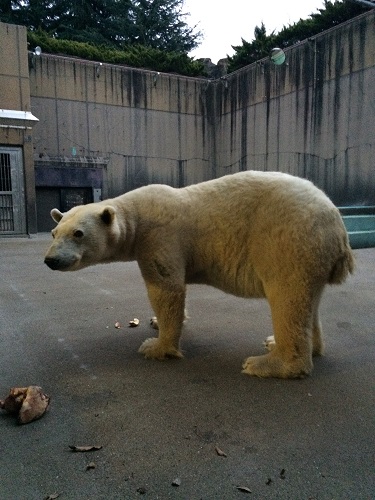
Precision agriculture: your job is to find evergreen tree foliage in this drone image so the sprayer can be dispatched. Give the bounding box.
[27,29,205,76]
[0,0,202,52]
[130,0,200,52]
[227,1,371,73]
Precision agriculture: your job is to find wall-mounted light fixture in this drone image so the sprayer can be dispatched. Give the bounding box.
[96,62,103,78]
[270,48,286,66]
[29,46,42,69]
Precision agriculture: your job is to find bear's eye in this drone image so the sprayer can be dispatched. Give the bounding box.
[73,229,84,238]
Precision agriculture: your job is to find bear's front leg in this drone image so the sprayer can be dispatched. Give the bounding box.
[138,283,185,360]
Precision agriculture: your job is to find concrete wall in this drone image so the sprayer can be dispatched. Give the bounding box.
[31,57,214,199]
[29,11,375,208]
[0,23,30,111]
[0,22,37,233]
[213,11,375,205]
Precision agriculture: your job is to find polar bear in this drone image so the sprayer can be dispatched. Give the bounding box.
[44,171,354,378]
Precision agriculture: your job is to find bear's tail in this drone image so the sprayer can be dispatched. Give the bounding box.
[328,239,355,285]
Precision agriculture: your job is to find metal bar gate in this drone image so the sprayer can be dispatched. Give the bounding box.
[0,148,26,235]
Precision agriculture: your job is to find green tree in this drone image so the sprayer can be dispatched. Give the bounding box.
[130,0,201,52]
[0,0,61,30]
[227,0,371,73]
[0,0,26,24]
[229,23,276,71]
[0,0,202,53]
[53,0,126,46]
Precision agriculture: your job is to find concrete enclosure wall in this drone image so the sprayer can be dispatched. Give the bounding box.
[1,10,374,233]
[29,11,375,208]
[31,58,214,199]
[213,12,375,206]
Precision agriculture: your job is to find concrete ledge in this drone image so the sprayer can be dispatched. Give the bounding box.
[339,208,375,249]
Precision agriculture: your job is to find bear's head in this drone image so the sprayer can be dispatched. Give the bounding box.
[44,203,121,271]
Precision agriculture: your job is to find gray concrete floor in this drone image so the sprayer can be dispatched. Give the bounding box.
[0,234,374,499]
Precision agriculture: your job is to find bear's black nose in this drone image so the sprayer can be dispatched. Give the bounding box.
[44,256,61,270]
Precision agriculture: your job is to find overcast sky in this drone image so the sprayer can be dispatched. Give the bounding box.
[184,0,325,63]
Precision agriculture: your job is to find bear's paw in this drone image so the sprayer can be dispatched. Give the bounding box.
[242,353,312,379]
[138,337,183,360]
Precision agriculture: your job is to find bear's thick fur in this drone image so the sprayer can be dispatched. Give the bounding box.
[44,171,354,378]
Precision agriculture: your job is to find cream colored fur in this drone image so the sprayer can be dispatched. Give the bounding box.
[44,171,354,379]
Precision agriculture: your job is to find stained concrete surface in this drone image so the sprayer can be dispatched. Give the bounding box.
[0,235,374,500]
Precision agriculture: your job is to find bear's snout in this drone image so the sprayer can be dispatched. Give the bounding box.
[44,255,76,271]
[44,256,63,270]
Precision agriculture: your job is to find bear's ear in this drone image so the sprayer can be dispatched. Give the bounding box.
[51,208,64,223]
[100,206,116,226]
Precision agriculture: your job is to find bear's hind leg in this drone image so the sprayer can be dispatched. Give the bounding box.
[243,289,314,378]
[139,283,185,360]
[263,288,325,358]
